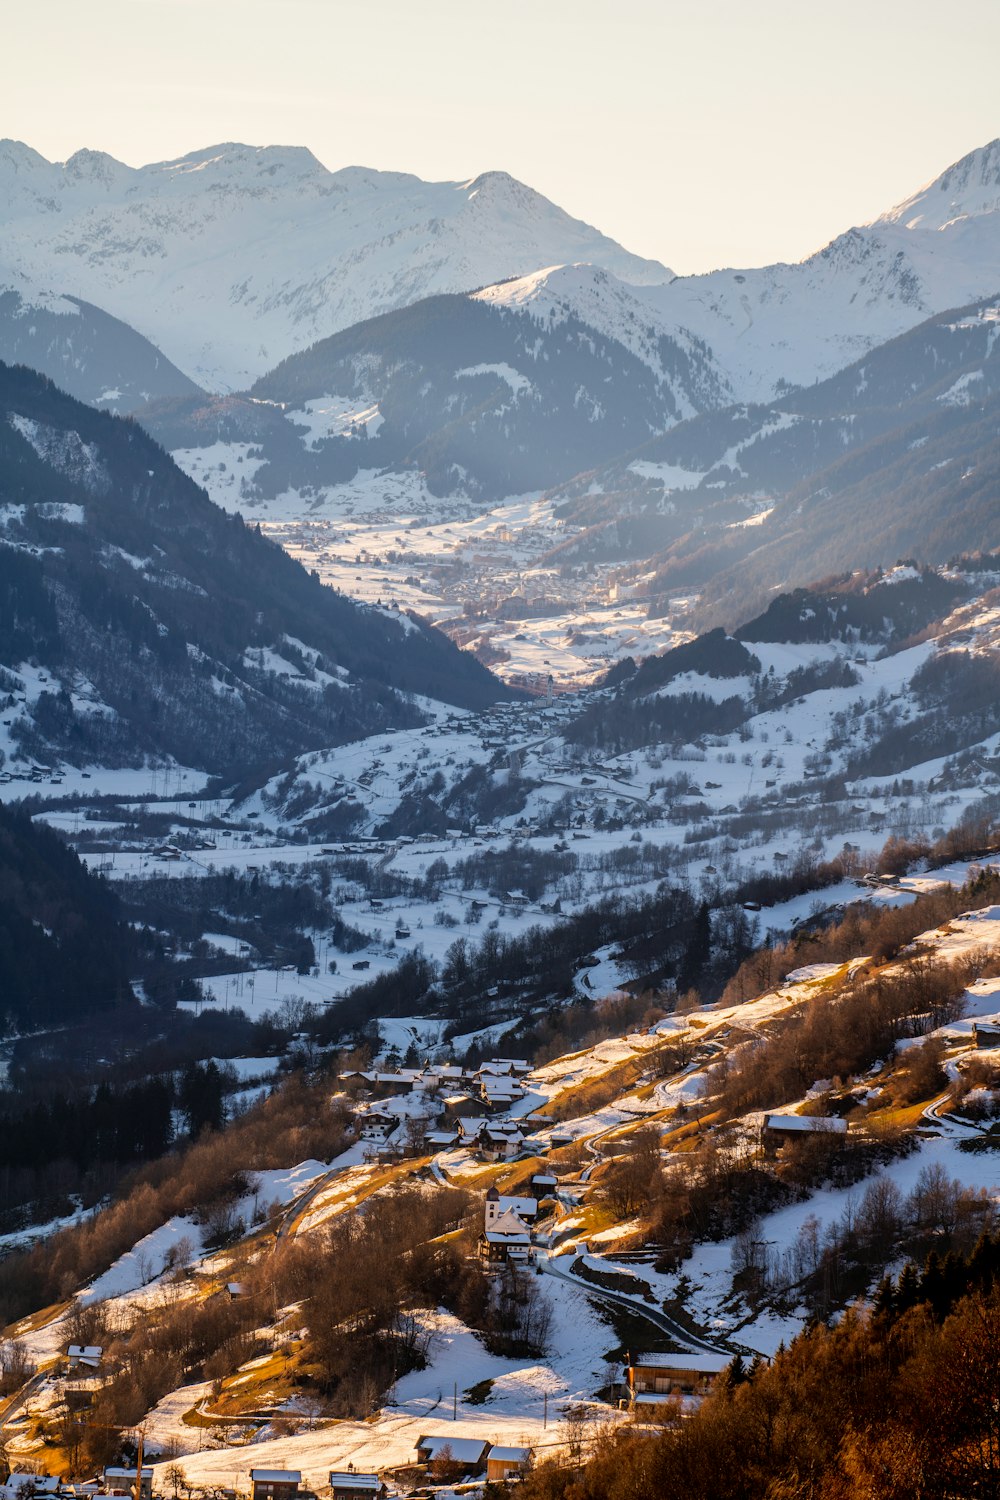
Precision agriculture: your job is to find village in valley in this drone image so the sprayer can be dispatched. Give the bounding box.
[4,861,1000,1496]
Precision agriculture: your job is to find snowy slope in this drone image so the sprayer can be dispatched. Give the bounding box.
[0,140,671,390]
[471,139,1000,406]
[639,138,1000,401]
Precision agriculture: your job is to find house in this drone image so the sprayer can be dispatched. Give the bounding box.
[358,1110,399,1141]
[249,1472,301,1500]
[425,1128,460,1150]
[973,1021,1000,1049]
[486,1446,532,1481]
[627,1351,731,1400]
[415,1436,490,1475]
[480,1076,524,1109]
[480,1127,524,1161]
[102,1470,152,1500]
[66,1344,103,1370]
[329,1474,386,1500]
[478,1207,533,1264]
[531,1174,558,1199]
[762,1114,847,1151]
[225,1282,247,1300]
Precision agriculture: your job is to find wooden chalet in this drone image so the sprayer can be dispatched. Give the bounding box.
[762,1113,847,1152]
[627,1351,731,1400]
[250,1471,301,1500]
[478,1207,533,1265]
[973,1021,1000,1049]
[329,1474,386,1500]
[415,1436,490,1475]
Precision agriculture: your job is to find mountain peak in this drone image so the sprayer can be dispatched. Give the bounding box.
[877,138,1000,231]
[150,141,328,185]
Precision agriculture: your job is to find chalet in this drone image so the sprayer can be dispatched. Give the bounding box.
[102,1471,152,1500]
[249,1472,301,1500]
[424,1064,465,1085]
[480,1126,524,1161]
[973,1021,1000,1049]
[479,1207,533,1264]
[424,1129,460,1150]
[357,1110,399,1141]
[762,1114,848,1151]
[531,1174,558,1198]
[486,1446,532,1482]
[328,1475,386,1500]
[480,1075,524,1108]
[549,1129,574,1149]
[225,1282,248,1300]
[455,1116,489,1141]
[627,1351,731,1400]
[66,1344,102,1370]
[415,1436,490,1475]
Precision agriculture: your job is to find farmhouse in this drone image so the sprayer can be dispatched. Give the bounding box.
[102,1471,152,1500]
[66,1344,102,1370]
[249,1472,301,1500]
[973,1021,1000,1049]
[415,1435,490,1474]
[627,1351,732,1399]
[329,1474,386,1499]
[762,1113,847,1151]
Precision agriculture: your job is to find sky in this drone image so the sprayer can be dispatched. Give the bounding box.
[5,0,1000,274]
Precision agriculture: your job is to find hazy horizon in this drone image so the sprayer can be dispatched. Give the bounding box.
[4,0,1000,275]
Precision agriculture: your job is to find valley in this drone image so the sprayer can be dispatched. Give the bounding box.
[1,117,1000,1500]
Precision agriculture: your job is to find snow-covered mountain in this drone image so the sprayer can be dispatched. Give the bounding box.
[0,140,670,391]
[0,361,509,775]
[457,140,1000,407]
[141,278,732,503]
[640,138,1000,401]
[0,280,203,412]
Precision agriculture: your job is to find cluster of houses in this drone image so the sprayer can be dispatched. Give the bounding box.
[0,1470,154,1500]
[344,1057,553,1166]
[0,1449,533,1500]
[246,1443,531,1498]
[344,1057,530,1110]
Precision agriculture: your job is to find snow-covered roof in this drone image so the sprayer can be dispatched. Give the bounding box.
[488,1446,531,1463]
[249,1473,301,1485]
[328,1477,381,1492]
[631,1351,731,1373]
[532,1174,557,1186]
[417,1436,489,1462]
[496,1195,537,1217]
[103,1471,153,1481]
[763,1113,847,1134]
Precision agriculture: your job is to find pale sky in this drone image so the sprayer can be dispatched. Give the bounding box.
[5,0,1000,274]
